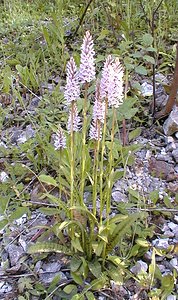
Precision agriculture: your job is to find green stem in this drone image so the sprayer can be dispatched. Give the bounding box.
[99,98,108,224]
[102,106,116,262]
[70,101,75,219]
[58,153,62,200]
[92,120,101,217]
[80,82,89,203]
[106,107,116,220]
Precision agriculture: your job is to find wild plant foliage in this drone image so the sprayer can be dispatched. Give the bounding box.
[28,31,147,292]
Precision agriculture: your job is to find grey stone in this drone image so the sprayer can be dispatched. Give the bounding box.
[155,73,168,84]
[158,264,166,272]
[165,136,174,144]
[112,191,127,203]
[165,142,177,152]
[172,149,178,163]
[152,238,169,249]
[170,258,178,271]
[141,82,153,97]
[167,296,177,300]
[168,222,178,231]
[156,94,168,109]
[164,230,174,238]
[163,107,178,136]
[17,125,35,144]
[175,165,178,173]
[130,260,148,275]
[39,269,66,284]
[7,244,24,266]
[0,171,9,182]
[174,215,178,223]
[0,282,12,294]
[29,96,41,109]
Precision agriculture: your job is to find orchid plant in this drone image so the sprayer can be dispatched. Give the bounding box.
[28,31,146,292]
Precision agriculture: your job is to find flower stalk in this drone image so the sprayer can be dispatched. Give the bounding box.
[80,82,89,202]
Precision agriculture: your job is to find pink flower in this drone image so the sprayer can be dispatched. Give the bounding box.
[54,127,66,150]
[107,58,124,108]
[89,119,102,141]
[79,31,95,83]
[92,81,105,123]
[100,56,124,108]
[89,82,104,141]
[67,103,81,133]
[100,55,113,99]
[64,57,80,105]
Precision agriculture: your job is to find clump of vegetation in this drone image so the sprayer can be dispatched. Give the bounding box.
[28,31,147,297]
[0,0,177,299]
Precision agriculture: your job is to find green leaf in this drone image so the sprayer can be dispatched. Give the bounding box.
[88,260,102,278]
[71,237,83,252]
[71,271,83,285]
[47,274,61,293]
[132,51,142,58]
[86,291,96,300]
[128,188,140,200]
[71,294,85,300]
[28,242,72,255]
[90,275,107,291]
[9,207,29,222]
[129,128,142,141]
[63,284,77,294]
[127,244,140,258]
[142,33,153,46]
[38,174,58,187]
[146,46,157,52]
[0,219,8,231]
[39,207,59,216]
[44,193,68,212]
[106,213,146,255]
[108,268,123,284]
[143,55,155,64]
[71,256,82,272]
[92,241,104,256]
[97,29,110,40]
[161,274,174,292]
[163,195,174,208]
[136,238,150,247]
[80,257,88,279]
[132,82,142,91]
[0,196,10,214]
[149,190,159,205]
[135,65,147,75]
[107,256,122,267]
[42,27,51,46]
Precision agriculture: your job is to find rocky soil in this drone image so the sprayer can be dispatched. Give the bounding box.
[0,75,178,299]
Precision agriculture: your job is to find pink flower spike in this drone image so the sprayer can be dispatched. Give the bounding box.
[67,103,81,133]
[54,127,66,150]
[100,55,113,99]
[100,56,124,108]
[108,58,124,108]
[79,31,96,83]
[64,57,80,105]
[92,81,105,124]
[89,119,102,141]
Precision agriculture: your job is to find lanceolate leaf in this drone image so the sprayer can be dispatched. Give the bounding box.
[38,174,58,187]
[28,242,72,255]
[106,213,146,255]
[43,193,68,213]
[88,260,102,278]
